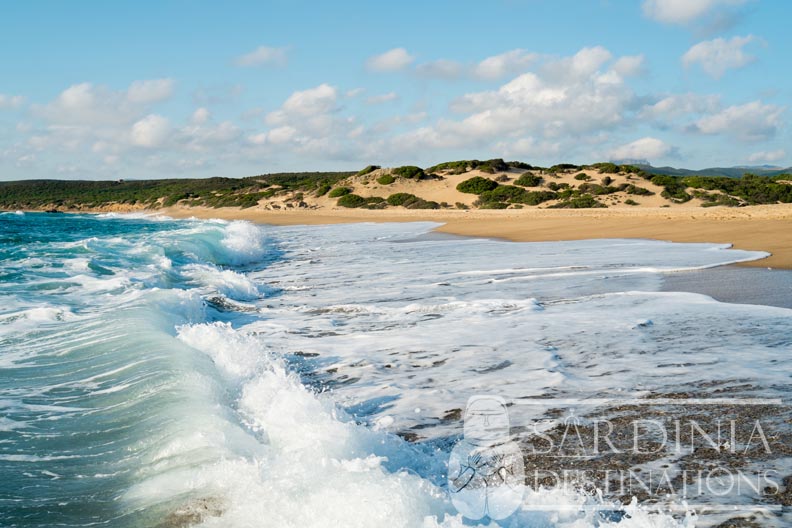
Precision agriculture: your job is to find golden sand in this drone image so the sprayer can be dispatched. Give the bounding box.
[160,204,792,269]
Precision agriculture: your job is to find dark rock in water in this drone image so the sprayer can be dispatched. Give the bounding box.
[44,209,62,214]
[293,351,320,357]
[205,296,258,313]
[159,496,225,528]
[441,408,462,422]
[396,431,422,442]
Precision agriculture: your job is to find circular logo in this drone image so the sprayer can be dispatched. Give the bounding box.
[448,395,525,520]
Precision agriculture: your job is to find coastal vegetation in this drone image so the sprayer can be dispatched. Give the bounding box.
[1,160,790,213]
[456,176,499,194]
[386,193,440,209]
[328,187,353,198]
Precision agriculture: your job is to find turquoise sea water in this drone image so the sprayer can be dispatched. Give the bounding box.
[0,212,789,527]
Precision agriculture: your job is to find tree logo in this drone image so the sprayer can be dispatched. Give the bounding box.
[448,395,525,520]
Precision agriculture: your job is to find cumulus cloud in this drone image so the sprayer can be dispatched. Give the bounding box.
[641,93,721,121]
[608,137,673,161]
[191,107,210,125]
[127,79,175,104]
[642,0,749,25]
[247,83,361,160]
[34,80,174,126]
[387,47,642,158]
[415,59,465,79]
[234,46,288,67]
[541,46,613,80]
[472,49,538,80]
[366,92,399,105]
[366,48,414,72]
[747,149,786,163]
[692,100,784,141]
[612,55,646,77]
[130,114,171,148]
[682,35,757,78]
[267,83,338,125]
[0,94,25,109]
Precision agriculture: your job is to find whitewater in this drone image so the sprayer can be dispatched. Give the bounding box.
[0,212,789,527]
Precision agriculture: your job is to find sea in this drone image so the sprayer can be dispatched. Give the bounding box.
[0,211,789,527]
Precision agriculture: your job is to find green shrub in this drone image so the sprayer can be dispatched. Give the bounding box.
[315,183,332,197]
[356,165,380,176]
[578,183,621,195]
[574,173,591,181]
[550,194,606,209]
[547,182,570,191]
[590,162,620,174]
[651,175,691,203]
[328,187,352,198]
[477,200,509,209]
[376,174,395,185]
[625,184,654,196]
[392,166,425,179]
[523,190,558,205]
[480,185,528,202]
[427,159,509,174]
[547,163,580,174]
[514,173,543,187]
[456,176,498,194]
[386,193,440,209]
[336,194,386,209]
[386,193,414,206]
[624,199,639,206]
[337,194,367,208]
[601,176,613,186]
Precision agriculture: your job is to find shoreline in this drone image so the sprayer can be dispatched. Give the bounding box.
[13,204,790,269]
[154,205,792,269]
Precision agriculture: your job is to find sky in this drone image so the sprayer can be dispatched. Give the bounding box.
[0,0,790,180]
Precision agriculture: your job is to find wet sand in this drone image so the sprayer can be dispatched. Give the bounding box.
[662,265,792,309]
[160,205,792,269]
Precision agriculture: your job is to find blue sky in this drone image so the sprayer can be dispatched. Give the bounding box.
[0,0,789,180]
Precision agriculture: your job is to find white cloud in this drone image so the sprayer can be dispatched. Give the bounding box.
[127,79,175,104]
[612,55,645,77]
[747,149,786,163]
[130,114,171,148]
[693,100,784,141]
[0,94,25,109]
[415,59,465,79]
[191,107,210,124]
[472,49,538,80]
[641,93,721,120]
[249,83,361,159]
[609,137,672,160]
[345,88,365,98]
[180,120,241,151]
[366,48,414,72]
[542,46,613,80]
[234,46,288,67]
[34,80,173,126]
[388,47,641,158]
[682,35,757,78]
[642,0,749,25]
[267,83,338,124]
[366,92,399,105]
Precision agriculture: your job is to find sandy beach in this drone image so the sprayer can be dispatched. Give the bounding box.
[160,204,792,269]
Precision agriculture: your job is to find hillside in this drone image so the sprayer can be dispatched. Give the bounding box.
[1,160,791,212]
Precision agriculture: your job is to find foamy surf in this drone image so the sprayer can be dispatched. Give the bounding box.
[0,212,787,527]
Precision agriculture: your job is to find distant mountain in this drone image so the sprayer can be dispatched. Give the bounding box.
[636,164,792,178]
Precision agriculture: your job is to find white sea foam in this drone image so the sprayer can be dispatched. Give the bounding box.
[2,217,784,527]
